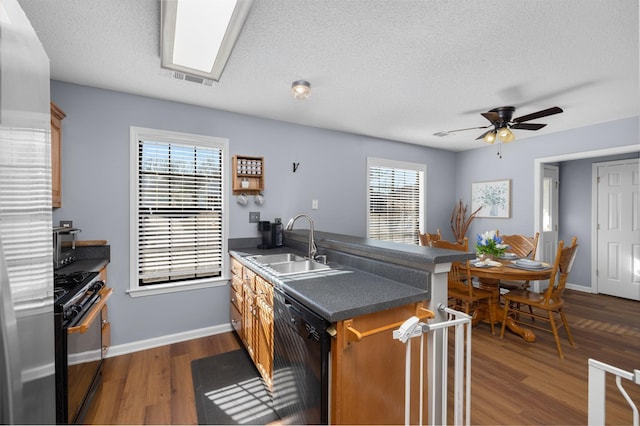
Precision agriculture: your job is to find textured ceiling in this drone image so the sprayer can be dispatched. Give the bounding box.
[17,0,639,151]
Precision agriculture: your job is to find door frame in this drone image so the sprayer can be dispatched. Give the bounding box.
[533,144,638,293]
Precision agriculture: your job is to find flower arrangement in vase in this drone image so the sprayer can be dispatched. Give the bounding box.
[475,230,508,259]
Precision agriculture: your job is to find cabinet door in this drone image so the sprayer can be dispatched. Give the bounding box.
[101,304,110,357]
[331,303,428,425]
[230,300,242,335]
[242,283,256,360]
[50,102,65,208]
[256,296,273,388]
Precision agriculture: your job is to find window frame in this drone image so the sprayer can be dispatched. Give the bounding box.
[366,156,426,245]
[128,126,229,297]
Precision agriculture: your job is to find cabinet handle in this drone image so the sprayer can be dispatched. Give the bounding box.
[344,306,434,344]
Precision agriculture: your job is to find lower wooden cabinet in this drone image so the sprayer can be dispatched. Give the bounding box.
[229,256,275,388]
[98,266,111,357]
[101,304,110,357]
[230,255,428,423]
[255,275,273,387]
[331,302,430,425]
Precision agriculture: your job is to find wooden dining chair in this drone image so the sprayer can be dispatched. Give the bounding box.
[432,237,495,334]
[499,232,540,292]
[419,229,442,246]
[499,237,579,358]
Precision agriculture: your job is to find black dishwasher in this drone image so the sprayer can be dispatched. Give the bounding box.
[272,287,330,424]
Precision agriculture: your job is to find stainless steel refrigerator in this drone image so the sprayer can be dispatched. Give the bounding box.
[0,0,56,423]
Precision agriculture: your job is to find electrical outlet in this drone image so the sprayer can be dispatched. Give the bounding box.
[312,199,319,210]
[249,212,260,223]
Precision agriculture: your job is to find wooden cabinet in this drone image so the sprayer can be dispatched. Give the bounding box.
[101,304,111,357]
[331,302,430,425]
[99,266,111,357]
[242,280,256,360]
[254,275,274,388]
[50,102,66,208]
[229,256,274,388]
[232,155,264,194]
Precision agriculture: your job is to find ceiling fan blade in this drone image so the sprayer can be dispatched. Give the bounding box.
[510,122,547,131]
[434,125,492,137]
[481,111,500,123]
[513,106,563,123]
[476,129,494,140]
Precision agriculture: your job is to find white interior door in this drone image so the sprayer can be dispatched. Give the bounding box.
[595,159,640,301]
[541,165,559,265]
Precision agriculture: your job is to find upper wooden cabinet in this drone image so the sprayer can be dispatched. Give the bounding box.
[50,102,66,208]
[232,155,264,194]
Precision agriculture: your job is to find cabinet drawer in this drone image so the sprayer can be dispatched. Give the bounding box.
[230,286,242,312]
[255,275,273,305]
[231,274,243,294]
[230,257,243,277]
[230,303,242,335]
[244,268,257,291]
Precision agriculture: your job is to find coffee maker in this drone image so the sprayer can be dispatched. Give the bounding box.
[258,220,283,249]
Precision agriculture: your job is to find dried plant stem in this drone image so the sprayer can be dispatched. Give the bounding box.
[450,199,481,244]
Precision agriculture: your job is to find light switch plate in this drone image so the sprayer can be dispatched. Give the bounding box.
[249,212,260,223]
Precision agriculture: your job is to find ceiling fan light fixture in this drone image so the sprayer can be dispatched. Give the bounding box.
[498,127,515,143]
[291,80,311,100]
[483,131,497,144]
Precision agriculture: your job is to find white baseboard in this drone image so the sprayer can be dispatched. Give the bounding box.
[533,281,594,293]
[105,323,233,358]
[566,283,595,293]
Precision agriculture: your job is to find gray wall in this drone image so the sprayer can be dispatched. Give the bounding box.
[50,81,457,347]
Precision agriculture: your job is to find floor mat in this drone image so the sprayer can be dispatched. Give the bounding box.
[191,349,279,425]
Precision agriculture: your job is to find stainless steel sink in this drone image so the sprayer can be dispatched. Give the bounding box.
[251,253,306,264]
[266,260,331,276]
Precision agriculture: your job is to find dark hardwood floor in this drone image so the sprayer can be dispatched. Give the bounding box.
[84,290,639,425]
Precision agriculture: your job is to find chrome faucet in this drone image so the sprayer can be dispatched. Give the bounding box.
[285,213,317,260]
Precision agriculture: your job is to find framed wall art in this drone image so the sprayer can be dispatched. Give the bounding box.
[471,179,511,218]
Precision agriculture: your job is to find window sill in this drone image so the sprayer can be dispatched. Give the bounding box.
[126,276,229,298]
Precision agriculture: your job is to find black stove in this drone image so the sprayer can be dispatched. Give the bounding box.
[54,271,103,327]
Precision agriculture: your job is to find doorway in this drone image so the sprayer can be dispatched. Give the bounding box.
[541,165,559,266]
[534,145,639,295]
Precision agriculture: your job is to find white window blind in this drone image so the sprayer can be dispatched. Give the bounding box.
[367,157,425,245]
[131,127,226,289]
[0,127,53,309]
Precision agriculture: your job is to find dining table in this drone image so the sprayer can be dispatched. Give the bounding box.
[468,256,554,342]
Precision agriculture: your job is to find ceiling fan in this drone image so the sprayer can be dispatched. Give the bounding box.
[437,106,564,144]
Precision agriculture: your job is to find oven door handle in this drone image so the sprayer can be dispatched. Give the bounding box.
[67,287,112,334]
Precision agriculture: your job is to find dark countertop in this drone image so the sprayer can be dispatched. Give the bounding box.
[56,244,110,275]
[230,232,473,323]
[232,248,428,322]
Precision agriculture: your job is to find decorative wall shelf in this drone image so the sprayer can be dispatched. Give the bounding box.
[232,155,264,194]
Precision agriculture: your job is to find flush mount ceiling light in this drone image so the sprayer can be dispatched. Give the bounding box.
[291,80,311,100]
[161,0,254,82]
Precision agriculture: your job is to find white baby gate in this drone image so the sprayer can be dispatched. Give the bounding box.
[393,304,472,426]
[588,358,640,426]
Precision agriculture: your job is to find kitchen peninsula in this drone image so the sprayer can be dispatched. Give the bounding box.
[229,229,474,424]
